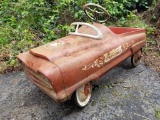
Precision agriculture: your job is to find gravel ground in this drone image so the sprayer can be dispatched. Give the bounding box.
[0,60,160,120]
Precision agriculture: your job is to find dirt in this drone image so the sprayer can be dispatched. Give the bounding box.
[143,1,160,28]
[0,60,22,74]
[141,1,160,73]
[142,30,160,73]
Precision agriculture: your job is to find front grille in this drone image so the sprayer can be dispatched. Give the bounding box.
[25,67,52,89]
[24,66,57,101]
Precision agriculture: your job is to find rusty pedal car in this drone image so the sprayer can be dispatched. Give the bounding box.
[17,3,146,107]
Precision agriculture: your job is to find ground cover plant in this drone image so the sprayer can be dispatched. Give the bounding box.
[0,0,158,73]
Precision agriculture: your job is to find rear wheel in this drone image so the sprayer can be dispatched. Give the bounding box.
[74,82,92,107]
[131,49,142,67]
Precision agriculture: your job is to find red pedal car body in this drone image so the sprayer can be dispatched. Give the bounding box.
[17,3,146,107]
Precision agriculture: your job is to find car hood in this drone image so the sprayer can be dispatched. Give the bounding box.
[30,23,115,63]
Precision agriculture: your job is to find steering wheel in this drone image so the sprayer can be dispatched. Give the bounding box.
[84,3,110,23]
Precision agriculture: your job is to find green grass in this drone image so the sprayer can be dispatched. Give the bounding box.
[154,104,160,120]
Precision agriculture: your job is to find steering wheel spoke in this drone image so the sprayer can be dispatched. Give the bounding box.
[86,7,95,13]
[96,11,104,15]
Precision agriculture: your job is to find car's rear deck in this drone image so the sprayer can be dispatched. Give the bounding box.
[108,26,145,35]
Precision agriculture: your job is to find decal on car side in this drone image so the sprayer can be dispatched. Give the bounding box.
[82,41,134,70]
[104,46,122,63]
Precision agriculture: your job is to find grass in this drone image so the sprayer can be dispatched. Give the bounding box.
[154,104,160,120]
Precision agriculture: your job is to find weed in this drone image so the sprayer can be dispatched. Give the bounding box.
[113,90,119,96]
[154,104,160,120]
[91,99,96,106]
[101,96,107,108]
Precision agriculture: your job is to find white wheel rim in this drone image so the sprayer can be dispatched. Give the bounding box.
[76,83,92,107]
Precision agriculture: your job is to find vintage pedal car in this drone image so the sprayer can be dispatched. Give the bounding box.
[17,3,146,107]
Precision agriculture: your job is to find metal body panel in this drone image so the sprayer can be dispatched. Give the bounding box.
[17,52,67,102]
[17,23,146,103]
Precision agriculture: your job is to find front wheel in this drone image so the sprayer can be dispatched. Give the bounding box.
[131,49,143,67]
[74,82,92,107]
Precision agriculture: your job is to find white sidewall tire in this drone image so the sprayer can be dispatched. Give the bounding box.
[74,82,92,107]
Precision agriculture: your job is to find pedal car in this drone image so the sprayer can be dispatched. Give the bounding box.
[17,3,146,107]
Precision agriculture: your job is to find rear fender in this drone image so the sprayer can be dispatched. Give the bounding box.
[131,40,146,54]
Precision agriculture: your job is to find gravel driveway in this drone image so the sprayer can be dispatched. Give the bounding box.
[0,60,160,120]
